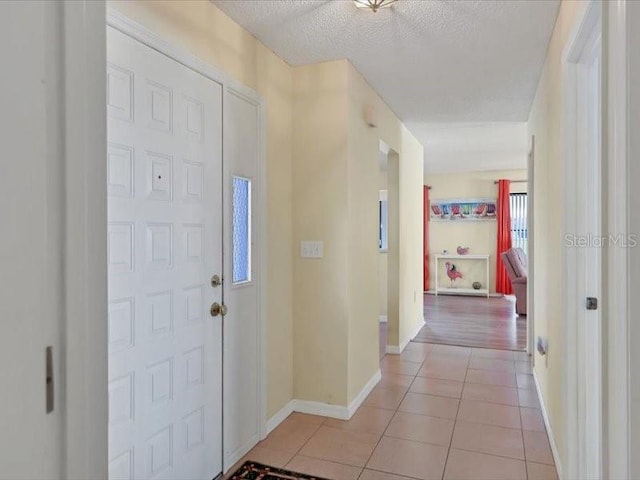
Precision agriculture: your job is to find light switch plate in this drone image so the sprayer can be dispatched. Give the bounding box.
[301,241,323,259]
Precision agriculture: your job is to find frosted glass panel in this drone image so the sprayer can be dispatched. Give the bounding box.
[232,177,251,283]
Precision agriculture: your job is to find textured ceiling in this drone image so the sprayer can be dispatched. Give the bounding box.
[214,0,558,171]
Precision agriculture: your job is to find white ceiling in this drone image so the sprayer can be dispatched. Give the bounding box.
[418,122,529,174]
[213,0,558,172]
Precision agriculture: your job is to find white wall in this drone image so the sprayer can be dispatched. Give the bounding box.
[0,2,107,478]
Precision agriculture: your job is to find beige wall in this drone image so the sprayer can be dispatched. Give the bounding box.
[347,65,425,355]
[109,0,295,418]
[291,62,424,405]
[527,0,587,474]
[292,60,350,405]
[424,169,527,292]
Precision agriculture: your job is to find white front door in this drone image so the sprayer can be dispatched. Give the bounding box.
[107,27,223,480]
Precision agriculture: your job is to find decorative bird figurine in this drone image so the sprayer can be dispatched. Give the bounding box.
[445,262,463,285]
[457,246,470,255]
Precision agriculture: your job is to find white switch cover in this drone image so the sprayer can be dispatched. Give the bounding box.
[301,241,323,259]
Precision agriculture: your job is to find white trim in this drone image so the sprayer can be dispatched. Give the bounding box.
[533,372,564,480]
[265,370,381,434]
[562,3,604,478]
[105,7,268,471]
[379,315,388,323]
[64,2,108,478]
[605,1,630,478]
[293,400,350,420]
[266,401,296,435]
[347,369,382,418]
[526,135,535,357]
[107,8,260,104]
[257,84,269,442]
[387,317,426,355]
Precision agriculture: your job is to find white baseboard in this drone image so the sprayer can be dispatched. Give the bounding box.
[265,370,382,434]
[265,399,295,435]
[533,371,564,479]
[385,317,425,355]
[347,369,381,417]
[379,315,388,323]
[293,399,350,420]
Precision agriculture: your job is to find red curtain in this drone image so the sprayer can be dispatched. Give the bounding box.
[423,186,430,292]
[496,179,513,294]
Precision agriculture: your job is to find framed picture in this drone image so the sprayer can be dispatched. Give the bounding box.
[430,198,497,221]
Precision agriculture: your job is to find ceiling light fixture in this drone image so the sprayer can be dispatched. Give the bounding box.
[353,0,397,13]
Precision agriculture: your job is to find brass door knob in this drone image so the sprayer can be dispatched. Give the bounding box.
[210,302,228,317]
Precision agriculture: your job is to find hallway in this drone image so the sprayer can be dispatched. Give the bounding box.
[232,343,557,480]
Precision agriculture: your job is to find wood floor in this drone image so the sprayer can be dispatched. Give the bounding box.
[415,294,527,351]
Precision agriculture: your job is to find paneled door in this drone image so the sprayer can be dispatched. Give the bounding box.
[107,27,223,480]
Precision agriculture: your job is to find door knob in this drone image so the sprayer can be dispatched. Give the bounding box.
[211,274,222,288]
[210,302,228,317]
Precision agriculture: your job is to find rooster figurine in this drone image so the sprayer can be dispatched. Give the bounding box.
[457,246,470,255]
[445,262,463,285]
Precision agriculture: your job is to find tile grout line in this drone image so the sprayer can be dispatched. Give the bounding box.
[439,349,470,480]
[281,417,325,471]
[518,356,530,480]
[358,347,430,479]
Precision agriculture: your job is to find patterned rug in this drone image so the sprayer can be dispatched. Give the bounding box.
[226,461,329,480]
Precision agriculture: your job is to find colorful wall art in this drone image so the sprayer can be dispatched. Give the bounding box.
[430,198,497,221]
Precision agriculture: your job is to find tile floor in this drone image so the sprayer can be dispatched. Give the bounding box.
[230,342,558,480]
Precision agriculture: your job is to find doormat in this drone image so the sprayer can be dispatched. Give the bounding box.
[226,461,329,480]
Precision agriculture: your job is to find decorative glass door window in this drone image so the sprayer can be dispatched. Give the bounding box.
[232,176,252,284]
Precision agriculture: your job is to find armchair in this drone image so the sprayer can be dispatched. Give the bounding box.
[500,248,527,316]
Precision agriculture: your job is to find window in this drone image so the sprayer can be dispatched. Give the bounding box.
[232,176,251,284]
[510,193,528,253]
[379,190,388,251]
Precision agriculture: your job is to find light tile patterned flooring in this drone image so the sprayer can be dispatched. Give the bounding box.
[231,343,559,480]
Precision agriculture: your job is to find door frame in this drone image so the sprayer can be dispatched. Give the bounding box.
[562,2,603,478]
[66,6,268,478]
[64,2,108,478]
[604,1,631,478]
[526,135,535,358]
[562,1,631,478]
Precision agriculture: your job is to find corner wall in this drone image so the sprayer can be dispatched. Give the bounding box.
[347,64,424,365]
[527,0,587,473]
